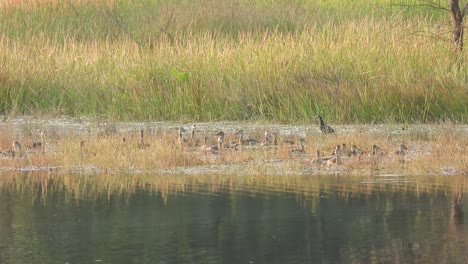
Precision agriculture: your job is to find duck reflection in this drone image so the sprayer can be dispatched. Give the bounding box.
[451,192,463,225]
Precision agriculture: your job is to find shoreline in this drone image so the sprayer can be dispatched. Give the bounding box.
[0,117,466,177]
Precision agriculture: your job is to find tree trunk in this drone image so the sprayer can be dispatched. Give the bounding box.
[449,0,465,51]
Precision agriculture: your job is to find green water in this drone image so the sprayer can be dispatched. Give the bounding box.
[0,174,466,264]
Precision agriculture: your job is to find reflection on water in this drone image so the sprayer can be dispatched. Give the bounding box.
[0,172,467,264]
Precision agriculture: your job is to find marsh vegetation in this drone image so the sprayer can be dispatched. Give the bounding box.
[0,0,466,122]
[0,1,466,262]
[0,118,466,176]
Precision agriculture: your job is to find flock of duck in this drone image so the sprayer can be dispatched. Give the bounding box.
[174,116,410,165]
[0,131,45,158]
[1,116,410,166]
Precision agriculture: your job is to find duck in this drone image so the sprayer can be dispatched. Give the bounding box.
[313,150,340,165]
[292,138,307,154]
[341,143,354,157]
[178,127,187,144]
[261,130,273,146]
[190,124,196,141]
[330,144,341,156]
[224,140,239,150]
[317,115,334,134]
[394,144,409,156]
[31,130,46,154]
[12,140,21,153]
[351,144,362,156]
[268,132,279,146]
[326,153,341,166]
[139,129,151,148]
[235,130,259,146]
[80,140,85,158]
[371,144,386,156]
[200,132,225,153]
[215,131,225,151]
[3,141,23,158]
[200,136,217,152]
[187,124,203,147]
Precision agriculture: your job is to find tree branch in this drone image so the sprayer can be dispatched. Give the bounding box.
[389,0,451,12]
[462,2,468,18]
[105,8,142,46]
[150,15,174,42]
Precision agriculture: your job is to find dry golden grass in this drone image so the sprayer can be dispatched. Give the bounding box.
[0,122,466,176]
[0,0,115,9]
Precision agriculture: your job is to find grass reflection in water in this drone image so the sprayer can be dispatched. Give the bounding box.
[1,171,466,203]
[0,172,467,263]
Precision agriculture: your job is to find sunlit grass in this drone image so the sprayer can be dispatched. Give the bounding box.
[0,0,466,122]
[0,122,466,177]
[0,121,465,203]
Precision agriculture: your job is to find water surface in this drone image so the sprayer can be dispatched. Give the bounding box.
[0,173,467,263]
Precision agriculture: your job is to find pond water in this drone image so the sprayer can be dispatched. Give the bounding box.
[0,173,467,264]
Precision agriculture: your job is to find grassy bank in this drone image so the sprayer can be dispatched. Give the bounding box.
[0,0,466,123]
[0,121,466,176]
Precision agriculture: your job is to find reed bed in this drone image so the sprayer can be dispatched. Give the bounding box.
[0,0,466,123]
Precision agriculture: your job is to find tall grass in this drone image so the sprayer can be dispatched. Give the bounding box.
[0,0,466,123]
